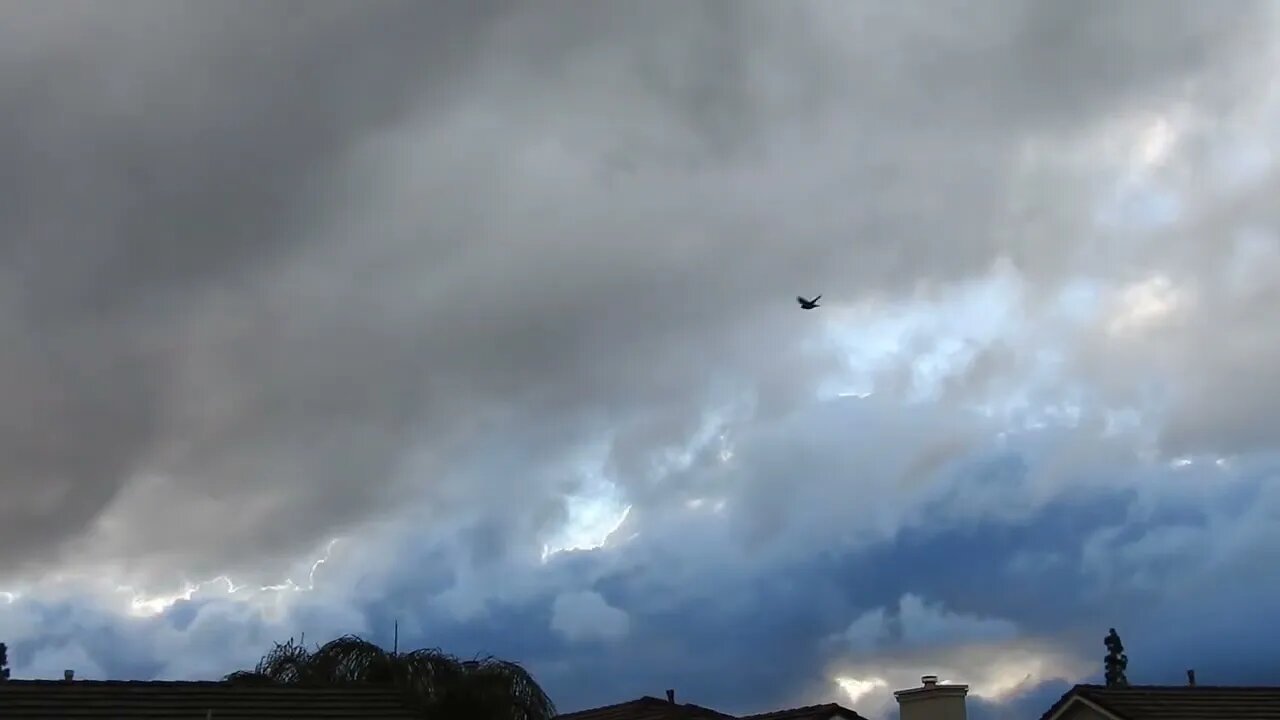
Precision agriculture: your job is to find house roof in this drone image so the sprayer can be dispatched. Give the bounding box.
[557,697,866,720]
[740,701,869,720]
[1041,683,1280,720]
[555,696,738,719]
[0,679,425,719]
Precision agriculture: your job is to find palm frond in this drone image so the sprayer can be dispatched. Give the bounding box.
[222,670,276,686]
[226,634,556,719]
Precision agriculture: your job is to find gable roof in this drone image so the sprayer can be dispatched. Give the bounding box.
[557,697,866,720]
[555,696,737,719]
[1041,683,1280,720]
[0,679,425,719]
[740,702,869,720]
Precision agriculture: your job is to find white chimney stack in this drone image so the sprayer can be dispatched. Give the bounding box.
[894,675,968,720]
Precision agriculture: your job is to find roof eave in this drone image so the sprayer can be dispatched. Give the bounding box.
[1041,692,1128,720]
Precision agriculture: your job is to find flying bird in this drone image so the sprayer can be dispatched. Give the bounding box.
[796,294,822,310]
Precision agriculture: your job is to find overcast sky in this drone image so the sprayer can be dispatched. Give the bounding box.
[2,1,1280,717]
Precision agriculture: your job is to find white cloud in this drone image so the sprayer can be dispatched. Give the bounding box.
[827,640,1090,719]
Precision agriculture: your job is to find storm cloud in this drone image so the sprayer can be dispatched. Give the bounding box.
[2,1,1280,716]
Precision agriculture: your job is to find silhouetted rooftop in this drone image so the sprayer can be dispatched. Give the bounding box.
[740,701,869,719]
[556,695,866,720]
[556,695,739,719]
[0,679,423,719]
[1041,683,1280,720]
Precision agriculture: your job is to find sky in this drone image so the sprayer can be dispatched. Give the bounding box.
[1,1,1280,718]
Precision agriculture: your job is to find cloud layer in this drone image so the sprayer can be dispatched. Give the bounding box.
[2,1,1280,717]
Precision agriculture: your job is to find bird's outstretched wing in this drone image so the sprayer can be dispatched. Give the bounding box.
[811,294,821,302]
[797,296,809,305]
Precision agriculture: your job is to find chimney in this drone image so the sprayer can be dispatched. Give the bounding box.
[63,670,74,681]
[894,675,968,720]
[1187,669,1196,687]
[666,689,675,704]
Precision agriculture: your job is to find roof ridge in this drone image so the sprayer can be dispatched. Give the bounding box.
[4,676,232,681]
[555,695,670,717]
[742,701,865,720]
[2,679,401,688]
[742,700,839,713]
[556,694,739,719]
[0,680,426,719]
[1084,684,1280,691]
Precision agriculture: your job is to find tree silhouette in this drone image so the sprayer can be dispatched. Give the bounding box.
[1104,628,1129,688]
[0,641,10,680]
[225,634,554,720]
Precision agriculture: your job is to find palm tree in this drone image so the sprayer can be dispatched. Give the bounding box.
[225,634,556,720]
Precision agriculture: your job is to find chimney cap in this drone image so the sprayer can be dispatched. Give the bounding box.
[894,676,969,701]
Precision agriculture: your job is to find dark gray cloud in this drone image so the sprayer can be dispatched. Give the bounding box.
[0,9,1278,711]
[4,5,1280,719]
[0,0,519,577]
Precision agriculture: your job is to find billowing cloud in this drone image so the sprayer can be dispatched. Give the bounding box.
[0,0,1271,584]
[820,594,1083,717]
[2,1,1280,718]
[550,591,630,643]
[835,594,1019,654]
